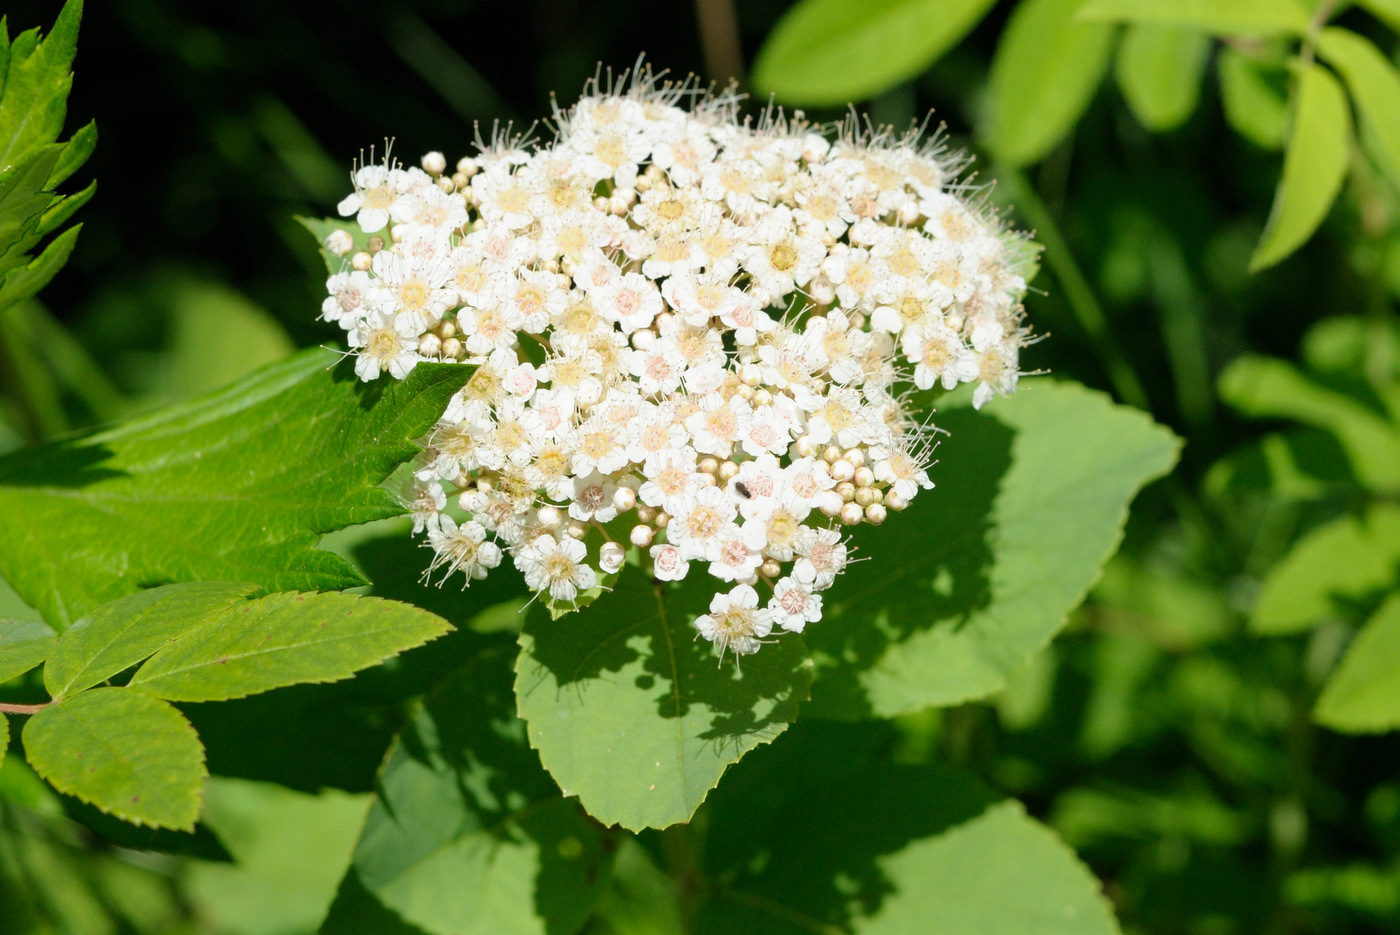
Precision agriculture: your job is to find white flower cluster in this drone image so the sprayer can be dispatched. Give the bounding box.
[319,73,1033,660]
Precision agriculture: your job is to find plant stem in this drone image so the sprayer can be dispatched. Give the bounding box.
[0,702,49,715]
[996,165,1151,410]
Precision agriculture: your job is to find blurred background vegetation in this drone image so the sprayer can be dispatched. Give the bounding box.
[2,1,1400,933]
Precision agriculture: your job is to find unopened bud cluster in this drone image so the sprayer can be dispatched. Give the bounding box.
[319,70,1033,660]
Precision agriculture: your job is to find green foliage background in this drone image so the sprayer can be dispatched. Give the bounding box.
[2,1,1400,934]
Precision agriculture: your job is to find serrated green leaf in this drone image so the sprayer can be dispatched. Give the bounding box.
[1218,47,1290,149]
[0,349,473,628]
[1115,25,1211,131]
[1251,505,1400,635]
[354,654,612,935]
[984,0,1116,167]
[804,380,1180,719]
[1079,0,1309,34]
[0,617,54,683]
[0,0,81,169]
[1218,354,1400,491]
[1318,28,1400,196]
[1250,62,1352,271]
[298,216,369,276]
[0,142,60,250]
[128,590,451,702]
[1315,594,1400,733]
[0,221,78,309]
[515,571,813,831]
[44,582,258,698]
[749,0,998,106]
[696,722,1120,935]
[22,686,206,830]
[49,118,94,188]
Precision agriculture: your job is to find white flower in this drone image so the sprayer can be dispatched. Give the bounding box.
[650,543,690,581]
[768,577,823,632]
[517,534,597,602]
[667,485,737,562]
[426,516,503,584]
[351,312,420,382]
[692,584,773,658]
[793,526,849,589]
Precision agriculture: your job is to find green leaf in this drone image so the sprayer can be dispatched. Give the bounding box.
[1218,47,1290,149]
[0,617,54,683]
[1250,62,1353,272]
[49,118,95,188]
[298,216,370,276]
[22,687,206,830]
[1252,505,1400,635]
[1079,0,1310,34]
[749,0,998,107]
[1218,354,1400,491]
[128,590,452,702]
[984,0,1117,167]
[696,722,1120,935]
[585,838,685,935]
[185,778,370,935]
[0,143,61,250]
[0,0,81,169]
[1115,25,1211,131]
[353,653,613,935]
[0,348,472,628]
[1317,28,1400,196]
[44,582,259,698]
[804,380,1180,719]
[514,571,813,831]
[1315,594,1400,733]
[0,222,79,309]
[1355,0,1400,31]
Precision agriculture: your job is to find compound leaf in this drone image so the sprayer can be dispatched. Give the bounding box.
[0,617,55,684]
[22,686,206,830]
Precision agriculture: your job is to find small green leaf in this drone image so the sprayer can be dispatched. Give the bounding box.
[1251,505,1400,635]
[1115,25,1211,131]
[0,617,55,683]
[1250,62,1353,272]
[1218,47,1290,149]
[984,0,1116,167]
[1315,594,1400,733]
[44,582,259,698]
[49,118,95,188]
[1079,0,1310,34]
[298,216,370,276]
[0,349,472,628]
[22,687,207,830]
[0,222,79,309]
[1317,28,1400,196]
[697,723,1120,935]
[354,653,612,935]
[128,591,452,702]
[805,380,1179,718]
[36,178,94,238]
[515,571,813,831]
[1218,354,1400,491]
[749,0,998,106]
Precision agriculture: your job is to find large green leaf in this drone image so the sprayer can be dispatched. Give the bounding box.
[1315,594,1400,733]
[0,0,81,169]
[984,0,1116,167]
[44,582,258,697]
[352,654,613,935]
[749,0,998,106]
[696,722,1120,935]
[1115,24,1211,131]
[1250,62,1353,272]
[1218,47,1289,150]
[1251,505,1400,635]
[1079,0,1309,34]
[0,617,55,684]
[514,571,813,831]
[1218,354,1400,491]
[127,590,452,702]
[804,380,1178,719]
[22,687,206,830]
[0,349,472,628]
[1318,28,1400,197]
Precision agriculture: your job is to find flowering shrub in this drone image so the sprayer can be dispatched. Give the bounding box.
[317,74,1034,656]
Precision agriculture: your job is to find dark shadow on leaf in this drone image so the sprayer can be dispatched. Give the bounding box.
[802,405,1014,717]
[0,436,123,488]
[692,720,999,933]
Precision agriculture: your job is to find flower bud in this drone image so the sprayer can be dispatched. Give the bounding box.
[840,502,864,525]
[718,460,739,481]
[325,229,354,256]
[853,466,875,488]
[613,486,637,512]
[421,151,447,175]
[831,459,855,482]
[538,505,562,528]
[629,524,654,548]
[599,541,626,574]
[566,521,588,539]
[865,503,888,525]
[760,559,782,579]
[351,251,372,271]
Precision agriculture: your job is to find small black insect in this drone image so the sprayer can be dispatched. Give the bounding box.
[733,481,752,499]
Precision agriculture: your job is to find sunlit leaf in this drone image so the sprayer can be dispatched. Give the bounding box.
[1115,25,1211,131]
[1317,28,1400,196]
[1218,47,1290,149]
[984,0,1116,167]
[1315,594,1400,733]
[750,0,998,106]
[1250,62,1352,271]
[1079,0,1310,34]
[23,687,206,830]
[0,617,55,684]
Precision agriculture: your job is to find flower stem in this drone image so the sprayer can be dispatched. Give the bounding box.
[0,701,49,715]
[996,165,1151,410]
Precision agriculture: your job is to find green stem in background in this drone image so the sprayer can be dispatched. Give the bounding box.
[25,302,127,424]
[996,165,1151,411]
[0,303,69,442]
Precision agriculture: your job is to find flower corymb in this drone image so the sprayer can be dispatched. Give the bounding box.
[318,68,1035,660]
